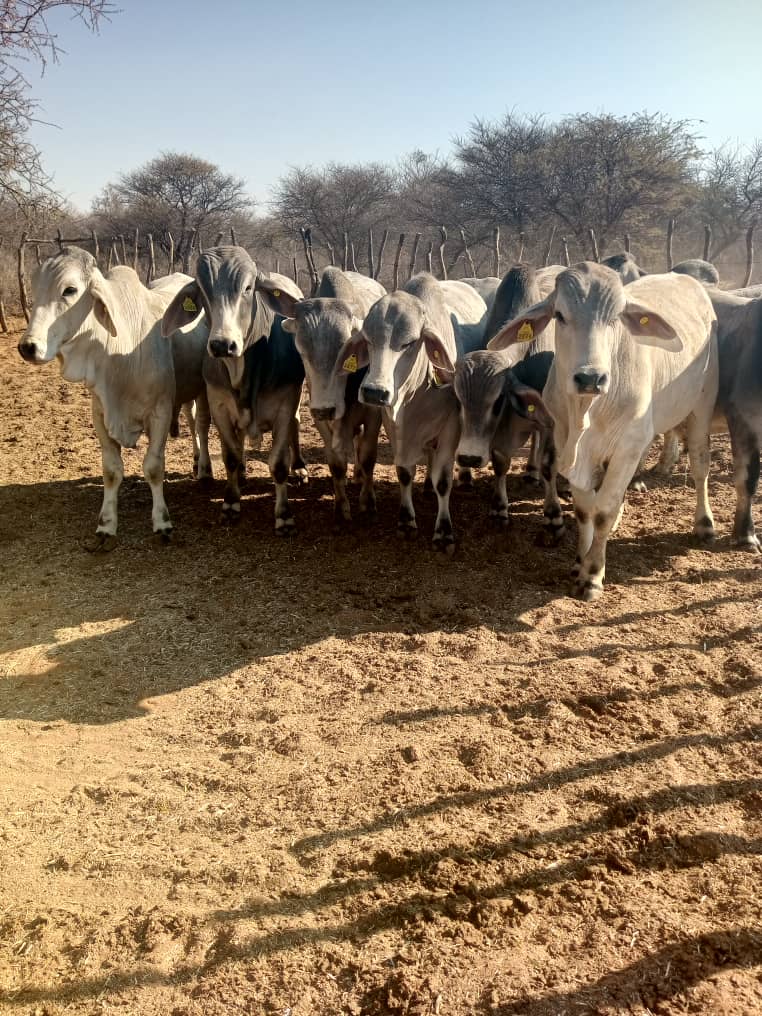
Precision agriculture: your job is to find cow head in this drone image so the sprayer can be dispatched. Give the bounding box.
[488,263,681,398]
[18,247,119,366]
[454,350,552,468]
[352,292,455,416]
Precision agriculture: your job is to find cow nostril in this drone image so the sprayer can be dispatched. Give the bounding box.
[457,454,483,469]
[573,371,608,392]
[209,338,236,358]
[18,341,38,362]
[360,385,390,406]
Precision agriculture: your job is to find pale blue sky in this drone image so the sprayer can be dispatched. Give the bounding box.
[25,0,762,212]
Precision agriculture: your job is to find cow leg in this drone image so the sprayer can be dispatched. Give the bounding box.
[328,448,351,524]
[182,401,200,476]
[396,462,417,537]
[572,455,634,600]
[538,435,565,546]
[653,429,682,477]
[523,432,541,485]
[272,408,296,535]
[430,424,458,552]
[143,400,173,540]
[194,389,213,482]
[728,416,760,552]
[489,450,510,527]
[685,413,715,542]
[88,396,123,551]
[357,420,380,517]
[219,424,244,523]
[289,414,308,486]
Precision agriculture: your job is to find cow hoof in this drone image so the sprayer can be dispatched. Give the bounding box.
[221,503,241,524]
[155,527,173,544]
[433,534,456,554]
[536,524,564,548]
[574,580,603,602]
[275,516,296,536]
[85,532,117,553]
[397,523,418,540]
[291,468,309,487]
[630,479,648,493]
[522,472,541,488]
[733,536,761,554]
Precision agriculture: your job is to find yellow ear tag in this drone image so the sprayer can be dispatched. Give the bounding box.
[183,297,197,313]
[639,315,649,326]
[527,404,536,413]
[517,322,534,342]
[343,354,358,373]
[432,350,441,363]
[272,289,281,298]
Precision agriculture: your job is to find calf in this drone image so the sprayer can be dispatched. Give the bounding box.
[162,246,305,534]
[18,247,209,548]
[489,263,718,599]
[339,273,484,550]
[254,266,384,522]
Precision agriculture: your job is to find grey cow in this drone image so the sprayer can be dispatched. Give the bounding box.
[253,266,385,522]
[340,273,484,550]
[18,247,210,548]
[454,264,563,537]
[162,246,307,534]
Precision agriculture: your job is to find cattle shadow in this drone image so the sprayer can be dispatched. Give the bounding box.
[0,464,758,724]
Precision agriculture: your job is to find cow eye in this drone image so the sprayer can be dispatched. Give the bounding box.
[62,286,78,298]
[554,311,565,324]
[243,284,253,296]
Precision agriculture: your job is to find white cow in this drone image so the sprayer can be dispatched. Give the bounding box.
[489,263,718,599]
[18,247,210,549]
[338,272,487,551]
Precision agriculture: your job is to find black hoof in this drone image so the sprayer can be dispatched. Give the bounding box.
[85,532,118,553]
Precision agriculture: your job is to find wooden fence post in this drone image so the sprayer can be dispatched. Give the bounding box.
[543,225,557,267]
[460,229,476,277]
[183,228,196,273]
[230,226,238,246]
[408,232,421,279]
[167,231,175,274]
[326,243,335,266]
[350,242,358,272]
[35,244,41,265]
[438,226,448,279]
[374,228,389,281]
[666,218,675,270]
[703,224,712,262]
[0,238,8,333]
[146,233,156,285]
[214,231,224,246]
[275,258,281,275]
[119,234,128,264]
[561,236,570,267]
[342,231,349,271]
[624,233,631,254]
[132,228,139,271]
[392,232,405,290]
[743,221,755,287]
[425,240,434,274]
[91,229,100,264]
[367,229,375,279]
[17,232,30,323]
[292,255,298,284]
[587,227,600,263]
[492,226,500,276]
[517,231,525,263]
[300,226,319,292]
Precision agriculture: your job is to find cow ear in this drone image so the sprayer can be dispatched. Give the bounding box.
[422,326,455,379]
[280,317,297,334]
[334,333,369,375]
[621,301,683,351]
[506,383,553,428]
[162,281,203,338]
[88,272,118,337]
[488,296,554,350]
[255,275,300,318]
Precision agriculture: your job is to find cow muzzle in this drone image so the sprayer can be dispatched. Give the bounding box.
[457,453,484,469]
[360,384,391,407]
[18,340,45,364]
[573,370,609,395]
[311,406,336,422]
[209,337,240,358]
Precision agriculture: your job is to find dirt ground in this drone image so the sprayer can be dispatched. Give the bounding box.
[1,315,760,1016]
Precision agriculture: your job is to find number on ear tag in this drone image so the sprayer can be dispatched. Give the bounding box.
[343,354,358,373]
[183,297,197,313]
[517,322,534,342]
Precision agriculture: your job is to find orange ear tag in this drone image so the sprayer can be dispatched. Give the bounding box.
[342,354,358,373]
[639,316,649,326]
[183,297,197,313]
[517,322,534,342]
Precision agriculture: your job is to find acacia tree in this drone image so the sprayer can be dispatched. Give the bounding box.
[0,0,115,209]
[692,142,762,258]
[92,152,254,257]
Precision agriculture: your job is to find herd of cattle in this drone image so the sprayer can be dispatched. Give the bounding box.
[16,244,762,600]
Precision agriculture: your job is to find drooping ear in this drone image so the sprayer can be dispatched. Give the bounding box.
[161,281,203,338]
[334,332,369,375]
[620,301,683,352]
[88,272,118,337]
[506,382,554,429]
[421,326,456,379]
[255,274,301,318]
[488,296,555,350]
